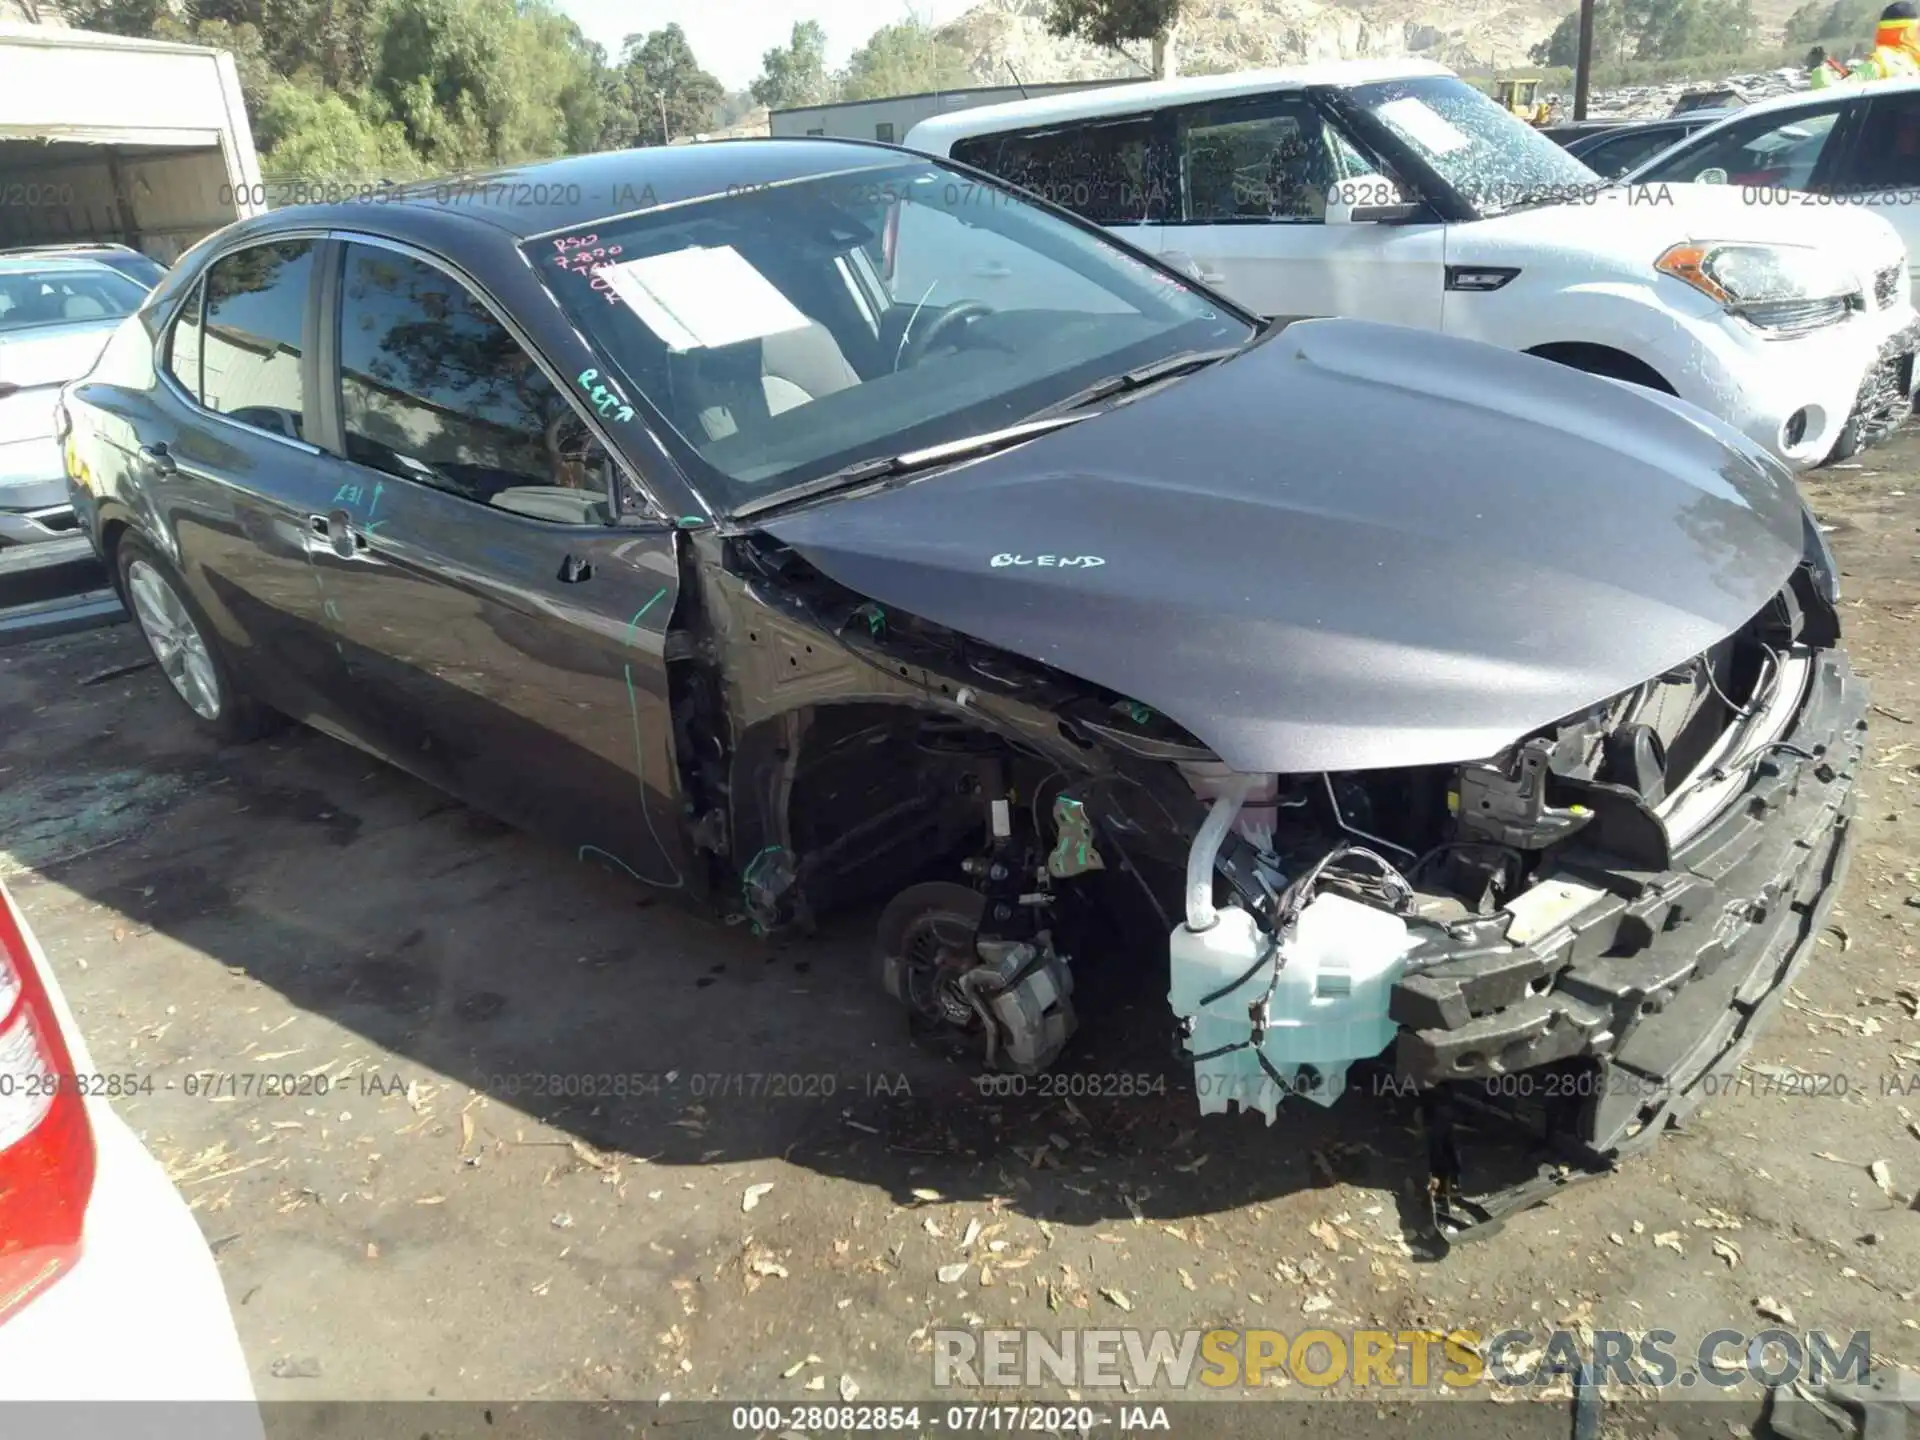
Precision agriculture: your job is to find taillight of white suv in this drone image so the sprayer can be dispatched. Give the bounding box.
[0,887,97,1324]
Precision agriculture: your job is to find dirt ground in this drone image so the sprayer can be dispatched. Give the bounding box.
[3,435,1920,1425]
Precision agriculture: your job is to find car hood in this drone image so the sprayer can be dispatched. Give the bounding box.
[1473,181,1908,280]
[762,319,1808,775]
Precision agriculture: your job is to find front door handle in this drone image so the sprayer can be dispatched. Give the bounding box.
[138,442,177,476]
[308,511,367,559]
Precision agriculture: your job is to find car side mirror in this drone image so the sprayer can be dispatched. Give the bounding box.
[1325,178,1426,225]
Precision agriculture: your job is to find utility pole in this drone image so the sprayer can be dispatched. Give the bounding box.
[1574,0,1595,120]
[656,90,671,145]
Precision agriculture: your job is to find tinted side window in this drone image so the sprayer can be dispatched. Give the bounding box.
[953,117,1171,223]
[1640,107,1843,189]
[1179,97,1342,222]
[201,239,313,439]
[165,279,205,401]
[1847,94,1920,188]
[335,243,612,525]
[1579,128,1690,178]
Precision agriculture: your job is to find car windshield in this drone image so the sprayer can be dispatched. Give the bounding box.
[1347,75,1605,216]
[527,158,1253,514]
[0,265,147,334]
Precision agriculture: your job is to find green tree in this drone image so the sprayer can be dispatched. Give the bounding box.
[621,24,724,145]
[59,0,170,35]
[838,17,973,100]
[751,19,832,109]
[255,81,418,177]
[1045,0,1182,77]
[1785,0,1876,45]
[1530,2,1634,64]
[1531,0,1759,65]
[65,0,645,175]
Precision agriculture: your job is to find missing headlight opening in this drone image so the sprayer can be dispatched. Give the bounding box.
[713,531,1865,1246]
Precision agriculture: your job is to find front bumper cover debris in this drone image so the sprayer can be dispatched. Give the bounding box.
[1391,648,1867,1240]
[1845,318,1920,454]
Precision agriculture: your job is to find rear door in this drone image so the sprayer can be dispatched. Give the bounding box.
[135,237,354,725]
[1154,89,1446,326]
[945,113,1174,278]
[1829,88,1920,282]
[304,236,691,894]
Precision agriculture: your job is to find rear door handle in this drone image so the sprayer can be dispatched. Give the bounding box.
[138,442,177,476]
[308,511,367,558]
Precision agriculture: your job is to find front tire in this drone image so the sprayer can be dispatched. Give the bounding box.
[116,534,278,744]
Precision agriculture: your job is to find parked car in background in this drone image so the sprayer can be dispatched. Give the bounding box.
[61,141,1867,1233]
[3,251,157,549]
[1561,111,1730,177]
[1,254,156,549]
[1672,85,1747,115]
[0,242,169,289]
[1625,78,1920,285]
[905,60,1919,469]
[0,879,260,1420]
[1539,118,1625,147]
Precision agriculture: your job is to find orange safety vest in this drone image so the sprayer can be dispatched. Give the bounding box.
[1877,14,1920,56]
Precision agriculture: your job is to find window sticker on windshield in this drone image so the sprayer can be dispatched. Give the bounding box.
[594,246,812,352]
[1377,97,1471,156]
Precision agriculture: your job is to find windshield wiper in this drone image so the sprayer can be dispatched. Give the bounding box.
[1026,345,1247,420]
[731,414,1091,520]
[1487,183,1615,215]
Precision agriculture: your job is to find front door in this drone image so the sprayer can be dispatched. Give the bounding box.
[1154,91,1447,328]
[305,238,692,895]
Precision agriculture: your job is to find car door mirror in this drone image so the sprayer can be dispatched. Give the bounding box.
[1325,178,1424,225]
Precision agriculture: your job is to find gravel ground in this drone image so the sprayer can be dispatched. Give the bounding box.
[2,437,1919,1429]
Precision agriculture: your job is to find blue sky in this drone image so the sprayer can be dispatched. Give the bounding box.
[554,0,977,91]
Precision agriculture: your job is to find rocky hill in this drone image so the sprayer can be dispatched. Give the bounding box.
[934,0,1575,83]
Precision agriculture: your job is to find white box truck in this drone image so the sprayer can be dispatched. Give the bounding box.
[0,22,263,631]
[0,22,264,266]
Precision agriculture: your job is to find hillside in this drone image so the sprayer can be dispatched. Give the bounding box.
[935,0,1570,81]
[932,0,1797,84]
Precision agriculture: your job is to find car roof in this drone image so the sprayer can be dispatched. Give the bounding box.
[904,59,1457,150]
[1575,111,1728,139]
[0,254,132,277]
[253,139,918,244]
[1686,77,1920,129]
[0,242,140,255]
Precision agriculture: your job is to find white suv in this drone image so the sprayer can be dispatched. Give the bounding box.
[905,60,1919,469]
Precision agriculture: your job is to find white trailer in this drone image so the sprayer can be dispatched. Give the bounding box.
[0,22,264,266]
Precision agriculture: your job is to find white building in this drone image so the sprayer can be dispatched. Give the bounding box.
[769,79,1151,146]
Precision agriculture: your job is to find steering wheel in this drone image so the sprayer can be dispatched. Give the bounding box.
[897,300,996,370]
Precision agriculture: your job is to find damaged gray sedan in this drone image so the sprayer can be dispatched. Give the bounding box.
[62,139,1866,1238]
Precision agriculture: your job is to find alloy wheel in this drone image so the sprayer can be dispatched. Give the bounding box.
[126,558,222,720]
